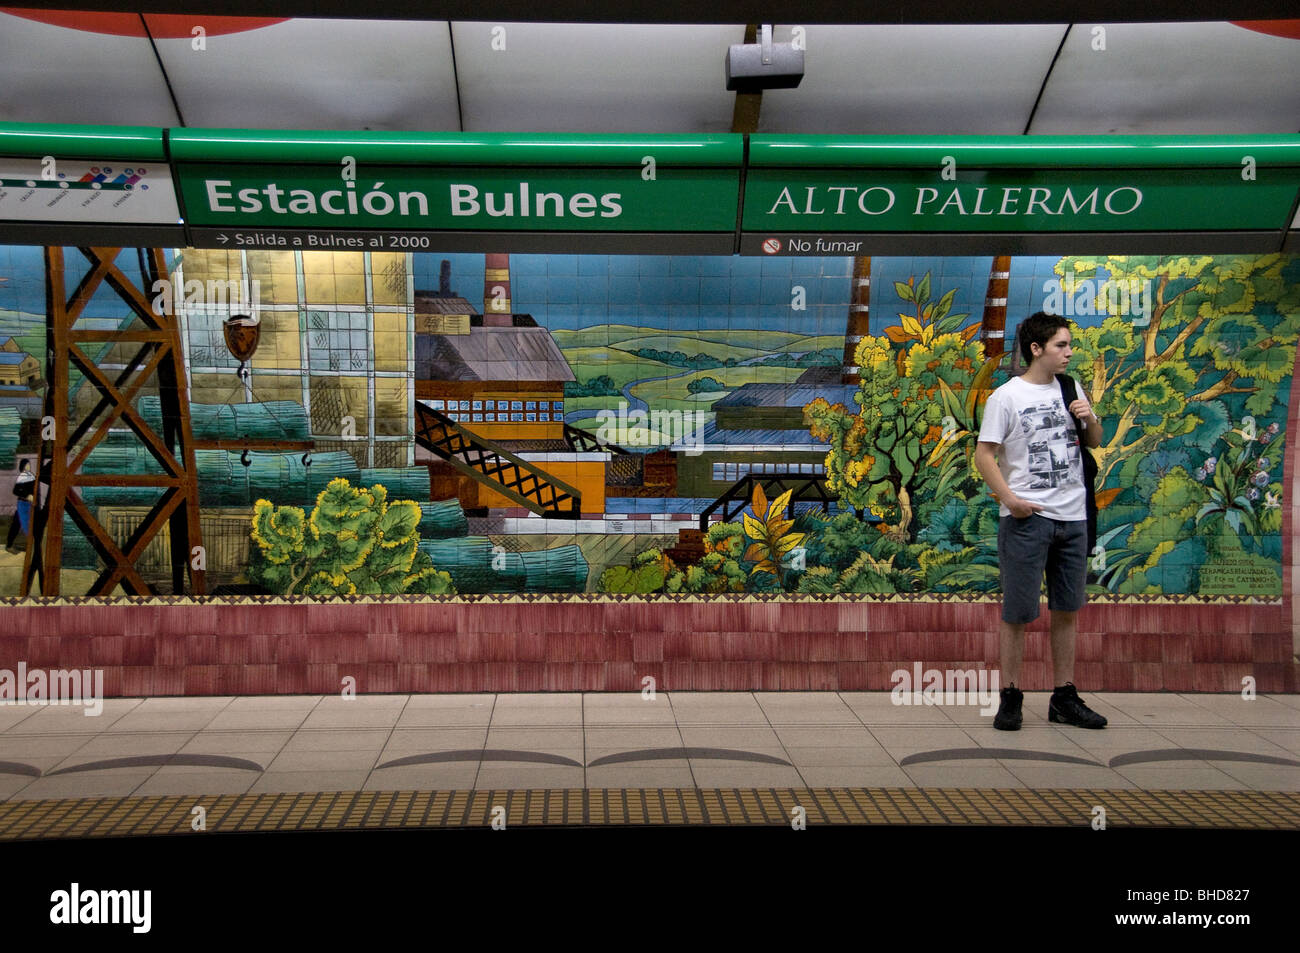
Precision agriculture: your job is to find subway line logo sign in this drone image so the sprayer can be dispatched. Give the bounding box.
[177,164,739,232]
[744,169,1300,232]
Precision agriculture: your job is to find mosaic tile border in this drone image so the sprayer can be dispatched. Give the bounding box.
[0,592,1286,608]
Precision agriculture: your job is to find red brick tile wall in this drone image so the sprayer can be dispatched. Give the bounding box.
[0,598,1294,695]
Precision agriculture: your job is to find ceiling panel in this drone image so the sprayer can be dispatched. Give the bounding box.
[0,14,1296,136]
[156,18,461,130]
[1032,22,1300,133]
[452,23,744,133]
[759,24,1067,134]
[5,0,1297,25]
[0,11,178,125]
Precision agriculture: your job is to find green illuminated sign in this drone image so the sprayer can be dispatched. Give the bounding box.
[177,163,739,232]
[744,168,1300,233]
[3,125,1300,250]
[743,135,1300,235]
[170,130,743,234]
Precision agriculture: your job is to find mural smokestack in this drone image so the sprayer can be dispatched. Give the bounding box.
[484,253,512,323]
[842,257,871,384]
[981,255,1011,359]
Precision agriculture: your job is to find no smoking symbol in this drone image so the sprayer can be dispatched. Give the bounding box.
[761,237,781,255]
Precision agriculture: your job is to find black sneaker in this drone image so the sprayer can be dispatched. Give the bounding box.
[993,686,1023,730]
[1048,683,1107,729]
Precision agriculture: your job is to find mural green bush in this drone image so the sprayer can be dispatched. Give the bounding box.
[687,376,727,394]
[684,522,747,593]
[683,551,747,593]
[248,478,456,596]
[596,512,786,595]
[596,526,752,595]
[565,374,620,397]
[596,547,678,594]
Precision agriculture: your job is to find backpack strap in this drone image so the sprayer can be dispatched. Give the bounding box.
[1055,373,1086,439]
[1056,373,1098,552]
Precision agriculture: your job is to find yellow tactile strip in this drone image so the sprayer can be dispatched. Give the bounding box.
[1,788,1298,839]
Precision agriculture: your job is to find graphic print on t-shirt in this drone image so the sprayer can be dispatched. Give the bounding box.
[1018,400,1081,489]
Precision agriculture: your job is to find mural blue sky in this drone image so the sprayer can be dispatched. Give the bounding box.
[0,245,181,322]
[414,252,1108,338]
[1,245,1110,339]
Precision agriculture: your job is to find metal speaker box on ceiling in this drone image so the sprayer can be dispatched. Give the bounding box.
[725,29,804,92]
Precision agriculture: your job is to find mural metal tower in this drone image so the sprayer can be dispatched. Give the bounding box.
[22,246,206,597]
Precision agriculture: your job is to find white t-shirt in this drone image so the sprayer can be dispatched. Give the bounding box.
[977,374,1089,522]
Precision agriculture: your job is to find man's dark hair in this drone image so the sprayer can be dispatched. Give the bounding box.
[1018,311,1071,364]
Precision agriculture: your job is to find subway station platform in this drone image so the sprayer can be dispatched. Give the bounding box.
[2,690,1297,837]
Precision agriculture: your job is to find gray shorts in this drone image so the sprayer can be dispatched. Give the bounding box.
[998,514,1088,624]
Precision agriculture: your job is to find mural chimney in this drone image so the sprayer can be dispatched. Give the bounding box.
[484,253,512,325]
[842,257,871,384]
[980,255,1011,359]
[438,259,454,297]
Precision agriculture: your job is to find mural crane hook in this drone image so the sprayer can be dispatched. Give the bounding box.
[223,312,262,383]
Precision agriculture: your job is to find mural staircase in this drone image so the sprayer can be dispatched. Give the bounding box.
[562,422,629,455]
[696,472,834,533]
[561,424,683,498]
[414,401,581,519]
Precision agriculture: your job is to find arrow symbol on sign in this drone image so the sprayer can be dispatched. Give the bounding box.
[217,234,229,244]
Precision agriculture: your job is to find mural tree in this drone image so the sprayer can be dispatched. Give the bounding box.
[881,272,979,353]
[1055,254,1300,594]
[1063,254,1300,487]
[805,273,992,541]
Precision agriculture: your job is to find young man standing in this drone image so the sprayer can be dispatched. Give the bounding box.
[974,312,1108,730]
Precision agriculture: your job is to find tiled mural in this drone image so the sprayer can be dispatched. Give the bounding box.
[1,247,1297,602]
